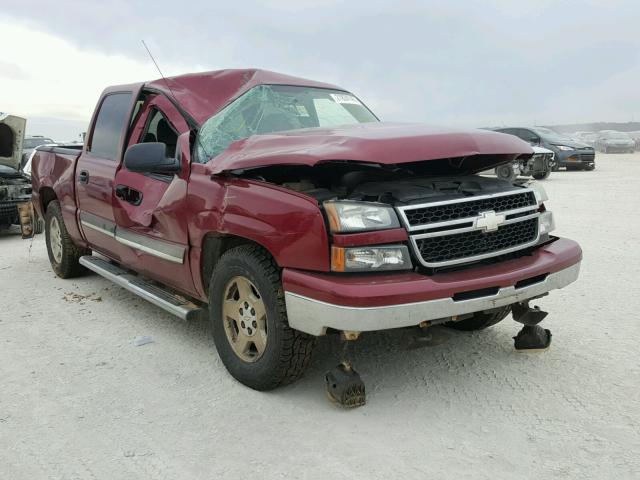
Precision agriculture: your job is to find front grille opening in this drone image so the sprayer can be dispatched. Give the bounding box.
[453,286,500,301]
[423,221,473,234]
[515,273,548,289]
[404,191,536,227]
[415,218,538,265]
[506,209,537,220]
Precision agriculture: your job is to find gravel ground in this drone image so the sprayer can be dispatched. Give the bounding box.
[1,153,639,479]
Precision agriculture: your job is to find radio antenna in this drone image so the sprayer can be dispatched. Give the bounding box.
[142,40,178,102]
[141,40,209,159]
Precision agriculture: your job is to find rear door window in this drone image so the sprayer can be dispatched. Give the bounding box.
[89,92,133,160]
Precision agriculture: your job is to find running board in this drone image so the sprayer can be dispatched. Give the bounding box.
[79,256,204,321]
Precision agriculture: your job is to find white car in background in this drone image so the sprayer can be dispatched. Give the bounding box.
[495,145,555,182]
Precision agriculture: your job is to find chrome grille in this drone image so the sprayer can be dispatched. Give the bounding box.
[415,218,538,265]
[402,191,536,229]
[398,189,541,268]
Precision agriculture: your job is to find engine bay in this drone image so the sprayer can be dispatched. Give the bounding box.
[239,161,523,206]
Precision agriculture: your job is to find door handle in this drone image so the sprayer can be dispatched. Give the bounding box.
[78,170,89,184]
[115,185,143,206]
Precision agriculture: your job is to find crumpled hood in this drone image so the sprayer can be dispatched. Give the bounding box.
[208,122,533,174]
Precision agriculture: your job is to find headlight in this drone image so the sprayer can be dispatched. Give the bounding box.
[539,211,555,235]
[529,183,548,203]
[331,245,412,272]
[556,145,574,151]
[324,201,400,233]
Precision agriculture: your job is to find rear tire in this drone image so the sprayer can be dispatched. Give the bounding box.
[445,306,511,331]
[209,244,315,390]
[45,201,89,278]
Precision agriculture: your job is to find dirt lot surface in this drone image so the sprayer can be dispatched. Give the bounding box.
[1,153,639,479]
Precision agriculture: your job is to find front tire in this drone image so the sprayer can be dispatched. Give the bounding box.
[45,201,89,278]
[209,245,315,390]
[445,306,511,331]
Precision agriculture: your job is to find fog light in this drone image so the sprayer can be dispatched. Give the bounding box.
[331,245,412,272]
[539,211,555,235]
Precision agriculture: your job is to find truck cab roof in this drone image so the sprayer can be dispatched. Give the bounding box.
[105,69,343,127]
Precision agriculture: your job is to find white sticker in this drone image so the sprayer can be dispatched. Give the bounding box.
[295,104,310,117]
[330,93,361,105]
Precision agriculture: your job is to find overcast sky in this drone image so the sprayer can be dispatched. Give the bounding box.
[1,0,639,140]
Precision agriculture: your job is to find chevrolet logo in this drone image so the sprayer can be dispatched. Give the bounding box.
[476,210,506,232]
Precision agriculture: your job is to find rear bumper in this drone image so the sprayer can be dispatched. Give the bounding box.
[283,238,582,335]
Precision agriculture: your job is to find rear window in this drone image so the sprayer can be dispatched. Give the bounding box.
[90,93,132,160]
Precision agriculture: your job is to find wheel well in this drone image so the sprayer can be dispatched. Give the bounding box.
[40,187,57,212]
[200,234,276,295]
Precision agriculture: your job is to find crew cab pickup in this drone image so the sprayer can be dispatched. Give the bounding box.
[30,69,582,392]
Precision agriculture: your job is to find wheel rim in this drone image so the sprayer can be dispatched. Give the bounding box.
[49,216,63,263]
[222,276,268,363]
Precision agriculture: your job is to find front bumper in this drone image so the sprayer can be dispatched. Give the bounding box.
[284,238,582,335]
[557,150,596,168]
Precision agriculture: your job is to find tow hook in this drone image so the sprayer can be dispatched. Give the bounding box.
[511,302,552,351]
[325,332,365,408]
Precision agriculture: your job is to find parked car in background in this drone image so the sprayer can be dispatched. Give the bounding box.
[0,113,32,230]
[491,126,595,171]
[627,131,640,150]
[595,130,635,153]
[494,145,555,181]
[22,135,55,169]
[573,131,598,147]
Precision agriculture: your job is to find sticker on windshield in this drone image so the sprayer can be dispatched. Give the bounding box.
[295,104,310,117]
[330,93,361,105]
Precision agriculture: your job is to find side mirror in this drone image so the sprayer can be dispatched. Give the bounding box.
[123,142,180,173]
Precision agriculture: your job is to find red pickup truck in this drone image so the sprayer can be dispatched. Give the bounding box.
[31,69,581,398]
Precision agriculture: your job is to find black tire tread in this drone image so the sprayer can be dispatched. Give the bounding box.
[45,201,89,278]
[210,244,315,390]
[445,306,511,331]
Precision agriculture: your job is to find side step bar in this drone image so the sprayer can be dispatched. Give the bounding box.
[79,256,205,321]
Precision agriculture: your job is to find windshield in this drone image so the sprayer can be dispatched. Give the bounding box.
[197,85,378,162]
[531,127,572,143]
[23,138,53,149]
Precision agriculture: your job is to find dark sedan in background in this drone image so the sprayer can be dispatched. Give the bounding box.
[492,126,595,171]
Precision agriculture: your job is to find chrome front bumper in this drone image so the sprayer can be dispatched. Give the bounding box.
[284,262,580,336]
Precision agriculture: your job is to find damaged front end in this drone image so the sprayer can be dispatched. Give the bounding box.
[0,113,37,235]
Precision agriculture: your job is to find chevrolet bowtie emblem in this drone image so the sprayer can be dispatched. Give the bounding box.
[476,210,506,232]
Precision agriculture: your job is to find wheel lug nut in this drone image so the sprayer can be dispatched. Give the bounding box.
[244,302,249,308]
[239,308,243,314]
[252,321,257,328]
[250,308,255,315]
[241,321,246,328]
[247,327,253,335]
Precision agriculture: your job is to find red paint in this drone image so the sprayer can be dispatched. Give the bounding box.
[30,69,579,314]
[282,238,582,308]
[209,122,532,174]
[332,228,408,247]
